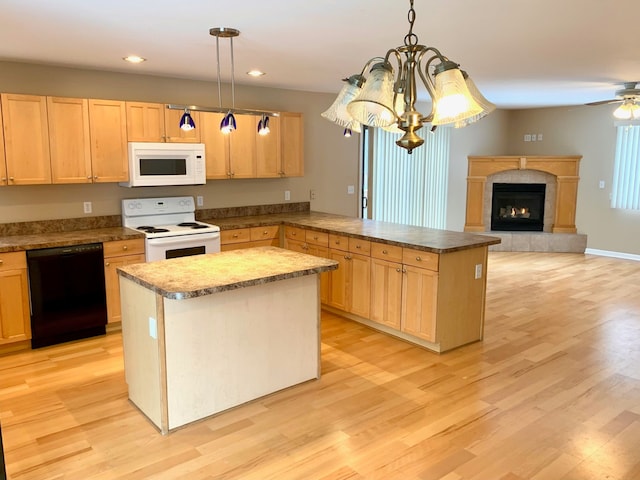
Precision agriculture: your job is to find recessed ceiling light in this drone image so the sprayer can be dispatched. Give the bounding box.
[247,69,265,77]
[123,55,146,64]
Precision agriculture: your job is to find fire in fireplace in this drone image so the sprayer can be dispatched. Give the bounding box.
[491,183,546,231]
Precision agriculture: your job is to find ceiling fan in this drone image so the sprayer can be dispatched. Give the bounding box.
[586,82,640,106]
[586,82,640,119]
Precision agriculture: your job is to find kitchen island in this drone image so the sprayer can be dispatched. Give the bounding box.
[117,246,338,434]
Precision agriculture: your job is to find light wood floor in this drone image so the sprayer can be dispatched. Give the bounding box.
[2,252,640,479]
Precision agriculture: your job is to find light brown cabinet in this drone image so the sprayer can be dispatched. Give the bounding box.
[104,239,145,324]
[0,100,7,185]
[125,102,201,143]
[284,227,330,304]
[0,251,31,345]
[220,226,280,251]
[370,243,404,330]
[328,234,371,318]
[48,96,93,184]
[279,112,304,177]
[201,112,256,179]
[256,115,281,177]
[88,99,129,182]
[1,93,51,185]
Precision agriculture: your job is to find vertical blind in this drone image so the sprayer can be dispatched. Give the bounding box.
[611,125,640,210]
[371,127,450,228]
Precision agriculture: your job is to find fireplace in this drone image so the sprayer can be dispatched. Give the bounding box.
[491,183,545,231]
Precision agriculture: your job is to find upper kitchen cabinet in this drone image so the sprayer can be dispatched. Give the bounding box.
[47,97,92,184]
[200,112,256,179]
[1,94,51,185]
[0,101,6,185]
[256,115,281,178]
[126,101,165,142]
[88,99,129,182]
[279,112,304,177]
[164,108,201,143]
[126,101,201,143]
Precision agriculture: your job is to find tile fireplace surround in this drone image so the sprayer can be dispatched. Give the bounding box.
[464,156,587,253]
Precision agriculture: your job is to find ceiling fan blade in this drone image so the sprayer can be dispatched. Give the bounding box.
[585,99,623,106]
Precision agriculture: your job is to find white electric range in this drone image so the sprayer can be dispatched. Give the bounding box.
[122,196,220,262]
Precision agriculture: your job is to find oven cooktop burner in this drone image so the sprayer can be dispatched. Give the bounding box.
[137,226,170,233]
[178,222,211,229]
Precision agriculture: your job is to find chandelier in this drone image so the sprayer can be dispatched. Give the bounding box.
[322,0,495,153]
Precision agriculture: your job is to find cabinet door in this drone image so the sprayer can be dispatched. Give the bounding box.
[126,101,165,142]
[256,115,281,178]
[164,108,201,143]
[200,112,230,179]
[308,244,331,305]
[48,97,92,184]
[280,112,304,177]
[328,249,349,311]
[370,258,403,329]
[0,253,31,344]
[229,115,257,178]
[88,99,129,182]
[104,253,145,324]
[349,252,371,318]
[1,93,51,184]
[401,264,438,341]
[0,101,6,186]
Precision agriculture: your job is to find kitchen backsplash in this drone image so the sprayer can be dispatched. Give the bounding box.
[0,202,311,236]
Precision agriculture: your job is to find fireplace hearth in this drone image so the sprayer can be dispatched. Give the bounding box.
[491,183,545,231]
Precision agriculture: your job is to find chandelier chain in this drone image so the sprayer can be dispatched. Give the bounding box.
[404,0,418,47]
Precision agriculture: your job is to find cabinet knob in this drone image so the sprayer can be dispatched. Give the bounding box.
[9,177,14,181]
[355,244,361,249]
[105,262,110,267]
[291,231,297,236]
[263,230,268,235]
[402,268,407,273]
[396,267,401,272]
[1,177,6,183]
[94,176,99,180]
[382,249,388,254]
[232,233,239,238]
[313,235,318,240]
[123,245,128,250]
[416,256,421,261]
[0,259,3,265]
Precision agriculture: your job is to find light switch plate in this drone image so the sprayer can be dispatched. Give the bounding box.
[148,317,157,339]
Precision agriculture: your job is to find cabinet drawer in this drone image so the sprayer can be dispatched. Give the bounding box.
[284,226,305,241]
[349,237,371,255]
[402,248,439,271]
[103,239,145,257]
[221,228,251,244]
[329,233,349,251]
[371,242,403,262]
[250,225,280,241]
[305,230,329,246]
[0,251,27,271]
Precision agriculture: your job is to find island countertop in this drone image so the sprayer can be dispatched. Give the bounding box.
[117,246,338,300]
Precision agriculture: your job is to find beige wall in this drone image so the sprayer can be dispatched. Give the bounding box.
[1,61,638,255]
[505,104,640,255]
[0,61,360,221]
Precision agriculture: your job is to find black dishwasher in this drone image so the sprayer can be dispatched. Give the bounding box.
[27,243,107,348]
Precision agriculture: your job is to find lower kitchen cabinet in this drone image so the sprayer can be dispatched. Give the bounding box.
[0,251,31,344]
[328,234,371,318]
[401,264,438,342]
[104,239,145,325]
[220,226,280,251]
[284,227,331,304]
[370,257,403,330]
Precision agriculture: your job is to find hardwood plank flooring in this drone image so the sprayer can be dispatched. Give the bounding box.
[1,252,640,479]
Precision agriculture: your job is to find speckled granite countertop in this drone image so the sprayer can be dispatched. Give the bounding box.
[118,246,338,300]
[0,227,144,253]
[203,211,501,254]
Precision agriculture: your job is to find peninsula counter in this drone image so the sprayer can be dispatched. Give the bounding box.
[117,246,338,434]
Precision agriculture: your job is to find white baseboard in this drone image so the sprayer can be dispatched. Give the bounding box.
[584,248,640,262]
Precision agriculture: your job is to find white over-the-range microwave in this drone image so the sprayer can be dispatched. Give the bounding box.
[120,142,206,187]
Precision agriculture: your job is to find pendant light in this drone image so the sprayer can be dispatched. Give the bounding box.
[168,28,278,131]
[322,0,494,153]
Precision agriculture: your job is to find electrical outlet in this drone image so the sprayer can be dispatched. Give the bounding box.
[524,134,531,142]
[474,264,482,279]
[347,185,355,194]
[284,190,291,201]
[196,195,204,207]
[599,180,605,189]
[83,201,92,214]
[310,189,317,200]
[537,133,543,141]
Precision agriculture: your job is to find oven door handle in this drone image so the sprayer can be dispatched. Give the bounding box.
[146,232,220,246]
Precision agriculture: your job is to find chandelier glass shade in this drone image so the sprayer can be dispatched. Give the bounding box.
[179,109,196,131]
[321,0,494,153]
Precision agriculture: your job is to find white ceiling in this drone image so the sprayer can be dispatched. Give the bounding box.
[1,0,638,109]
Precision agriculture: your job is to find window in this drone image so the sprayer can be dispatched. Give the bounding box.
[611,124,640,210]
[362,127,450,229]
